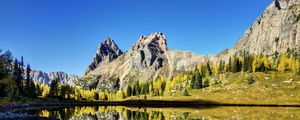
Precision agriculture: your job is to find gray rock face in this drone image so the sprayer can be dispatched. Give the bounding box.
[131,32,167,70]
[85,38,123,75]
[30,70,50,85]
[48,72,79,85]
[30,70,79,86]
[234,0,300,54]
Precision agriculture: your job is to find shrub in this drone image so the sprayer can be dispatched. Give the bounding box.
[182,89,189,96]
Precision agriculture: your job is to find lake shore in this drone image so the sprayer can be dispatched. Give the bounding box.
[1,99,300,112]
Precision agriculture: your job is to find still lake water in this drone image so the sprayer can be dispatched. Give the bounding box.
[14,106,300,120]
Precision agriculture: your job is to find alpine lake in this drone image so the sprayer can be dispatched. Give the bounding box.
[11,105,300,120]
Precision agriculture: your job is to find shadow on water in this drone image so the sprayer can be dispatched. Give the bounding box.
[12,105,300,120]
[119,99,222,108]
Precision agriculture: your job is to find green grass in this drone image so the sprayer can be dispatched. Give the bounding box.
[128,71,300,105]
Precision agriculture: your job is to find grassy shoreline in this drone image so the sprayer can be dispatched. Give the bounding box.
[1,72,300,111]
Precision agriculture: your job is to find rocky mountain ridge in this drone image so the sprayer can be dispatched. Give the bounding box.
[30,70,79,86]
[84,0,300,90]
[84,32,213,89]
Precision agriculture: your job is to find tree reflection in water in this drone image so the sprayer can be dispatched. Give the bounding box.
[14,106,300,120]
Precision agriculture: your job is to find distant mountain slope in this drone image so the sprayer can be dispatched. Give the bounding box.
[30,70,79,86]
[84,0,300,90]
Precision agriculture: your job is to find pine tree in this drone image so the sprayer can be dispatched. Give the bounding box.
[227,57,232,72]
[252,55,262,72]
[60,85,68,99]
[35,83,42,96]
[134,81,141,96]
[244,53,254,71]
[4,76,18,99]
[99,92,107,100]
[262,55,271,72]
[0,50,13,79]
[164,80,172,95]
[194,71,203,89]
[278,53,289,72]
[93,90,99,100]
[219,60,225,73]
[125,85,132,98]
[0,49,3,80]
[49,78,59,97]
[190,73,195,89]
[206,62,212,76]
[112,77,120,91]
[291,59,300,75]
[25,64,31,96]
[131,85,136,96]
[29,79,37,97]
[116,90,124,100]
[237,57,243,72]
[212,63,220,76]
[19,57,25,95]
[231,56,238,72]
[25,64,37,98]
[140,82,149,95]
[13,59,21,96]
[149,82,153,96]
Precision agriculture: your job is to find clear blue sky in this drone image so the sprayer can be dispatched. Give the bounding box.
[0,0,272,76]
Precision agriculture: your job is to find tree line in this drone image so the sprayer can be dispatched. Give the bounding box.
[0,50,37,99]
[112,49,300,99]
[1,48,299,102]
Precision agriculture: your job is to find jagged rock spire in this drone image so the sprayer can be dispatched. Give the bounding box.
[85,37,123,75]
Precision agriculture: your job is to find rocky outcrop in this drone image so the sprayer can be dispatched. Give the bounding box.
[131,32,167,70]
[30,70,79,86]
[234,0,300,54]
[85,38,123,74]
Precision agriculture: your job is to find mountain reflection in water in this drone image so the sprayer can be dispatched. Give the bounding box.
[14,106,300,120]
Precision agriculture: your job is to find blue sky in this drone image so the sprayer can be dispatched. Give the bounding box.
[0,0,272,76]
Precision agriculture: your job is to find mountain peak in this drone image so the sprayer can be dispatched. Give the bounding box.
[103,37,114,46]
[128,32,168,70]
[132,32,168,52]
[100,37,120,51]
[139,32,166,44]
[85,37,123,75]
